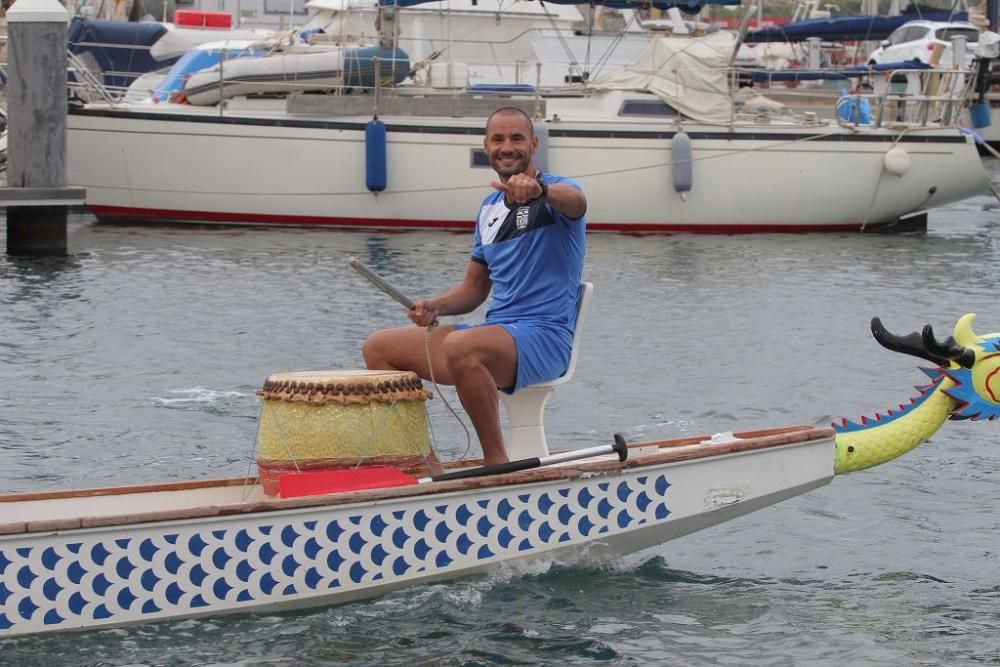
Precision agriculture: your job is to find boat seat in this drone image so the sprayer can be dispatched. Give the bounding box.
[499,282,594,460]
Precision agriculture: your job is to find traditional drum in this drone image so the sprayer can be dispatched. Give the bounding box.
[255,370,434,496]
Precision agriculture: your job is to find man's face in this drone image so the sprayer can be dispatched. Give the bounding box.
[484,113,537,179]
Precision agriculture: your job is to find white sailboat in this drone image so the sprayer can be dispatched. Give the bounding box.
[65,0,991,232]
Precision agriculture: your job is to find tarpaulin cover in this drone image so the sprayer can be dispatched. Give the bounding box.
[67,17,175,89]
[745,6,970,43]
[589,31,736,122]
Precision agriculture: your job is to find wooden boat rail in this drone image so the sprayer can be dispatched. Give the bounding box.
[0,425,834,537]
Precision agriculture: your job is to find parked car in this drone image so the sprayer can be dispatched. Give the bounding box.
[867,20,980,68]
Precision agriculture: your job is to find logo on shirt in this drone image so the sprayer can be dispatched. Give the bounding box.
[516,206,530,230]
[479,200,509,246]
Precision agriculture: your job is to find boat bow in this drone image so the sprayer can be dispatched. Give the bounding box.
[834,313,1000,473]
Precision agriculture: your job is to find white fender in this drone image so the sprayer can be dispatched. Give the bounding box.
[671,131,693,198]
[884,146,911,177]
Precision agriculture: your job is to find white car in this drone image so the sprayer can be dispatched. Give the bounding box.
[867,20,981,68]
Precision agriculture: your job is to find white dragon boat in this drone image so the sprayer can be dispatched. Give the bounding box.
[2,306,999,638]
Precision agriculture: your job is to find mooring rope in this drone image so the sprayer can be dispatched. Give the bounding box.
[241,403,266,502]
[858,128,907,232]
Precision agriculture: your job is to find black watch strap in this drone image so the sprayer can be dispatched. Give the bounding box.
[536,176,549,199]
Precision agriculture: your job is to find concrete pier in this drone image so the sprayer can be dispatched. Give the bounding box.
[5,0,72,256]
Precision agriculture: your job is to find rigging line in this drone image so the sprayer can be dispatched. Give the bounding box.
[977,141,1000,203]
[947,0,961,23]
[424,326,474,462]
[540,0,586,79]
[410,11,535,77]
[858,156,888,233]
[105,128,852,198]
[336,0,347,52]
[860,126,909,232]
[589,11,638,79]
[859,12,881,46]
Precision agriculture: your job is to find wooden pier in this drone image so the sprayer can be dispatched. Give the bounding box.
[3,0,81,256]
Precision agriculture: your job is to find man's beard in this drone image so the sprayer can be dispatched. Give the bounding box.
[490,151,529,177]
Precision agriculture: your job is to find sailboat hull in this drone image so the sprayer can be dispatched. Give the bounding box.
[66,104,988,233]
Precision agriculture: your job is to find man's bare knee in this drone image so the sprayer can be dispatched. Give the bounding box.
[363,330,394,370]
[442,332,478,378]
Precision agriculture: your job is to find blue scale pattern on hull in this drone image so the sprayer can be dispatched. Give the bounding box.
[0,473,672,635]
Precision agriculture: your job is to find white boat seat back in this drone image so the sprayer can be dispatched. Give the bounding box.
[500,282,594,460]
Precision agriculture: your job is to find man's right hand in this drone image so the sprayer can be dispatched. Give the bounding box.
[409,298,439,328]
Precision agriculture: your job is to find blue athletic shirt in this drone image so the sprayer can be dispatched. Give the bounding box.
[471,173,586,332]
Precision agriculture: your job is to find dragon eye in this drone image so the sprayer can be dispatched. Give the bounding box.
[986,366,1000,404]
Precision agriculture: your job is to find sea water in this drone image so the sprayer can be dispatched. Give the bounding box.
[0,162,999,665]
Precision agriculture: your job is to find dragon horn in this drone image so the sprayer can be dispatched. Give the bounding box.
[953,313,982,349]
[921,324,976,369]
[871,317,951,366]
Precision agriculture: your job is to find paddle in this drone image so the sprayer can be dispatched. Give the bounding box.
[279,435,629,498]
[419,434,629,483]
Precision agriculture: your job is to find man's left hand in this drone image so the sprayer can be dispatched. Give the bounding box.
[492,173,541,204]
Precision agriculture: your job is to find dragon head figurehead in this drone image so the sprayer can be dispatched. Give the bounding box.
[833,314,1000,474]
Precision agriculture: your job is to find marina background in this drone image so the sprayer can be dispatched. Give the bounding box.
[1,162,999,664]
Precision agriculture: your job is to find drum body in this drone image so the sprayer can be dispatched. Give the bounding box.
[256,370,433,496]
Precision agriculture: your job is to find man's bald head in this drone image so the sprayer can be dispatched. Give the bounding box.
[486,107,534,137]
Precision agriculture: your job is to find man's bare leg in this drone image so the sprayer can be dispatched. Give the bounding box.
[363,324,457,384]
[365,324,518,466]
[441,326,517,466]
[363,325,458,473]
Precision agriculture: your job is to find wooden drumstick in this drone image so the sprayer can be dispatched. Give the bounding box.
[348,257,439,328]
[348,257,417,310]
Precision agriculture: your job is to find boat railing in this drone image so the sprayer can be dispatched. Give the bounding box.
[66,49,123,105]
[59,48,979,135]
[728,63,979,130]
[832,67,975,130]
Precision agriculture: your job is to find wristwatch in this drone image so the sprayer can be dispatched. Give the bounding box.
[536,176,549,200]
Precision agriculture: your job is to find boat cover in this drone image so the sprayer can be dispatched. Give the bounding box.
[749,59,931,82]
[588,31,735,123]
[67,17,174,90]
[744,6,970,43]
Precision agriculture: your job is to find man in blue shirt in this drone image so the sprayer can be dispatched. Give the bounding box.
[363,107,587,466]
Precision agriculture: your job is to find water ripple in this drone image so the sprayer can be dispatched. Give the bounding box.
[3,165,1000,663]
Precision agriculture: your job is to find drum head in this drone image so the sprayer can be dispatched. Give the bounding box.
[258,369,430,404]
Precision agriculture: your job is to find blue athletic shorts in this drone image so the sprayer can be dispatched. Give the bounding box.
[453,321,573,393]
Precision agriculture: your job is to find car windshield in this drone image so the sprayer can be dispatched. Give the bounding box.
[936,27,979,43]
